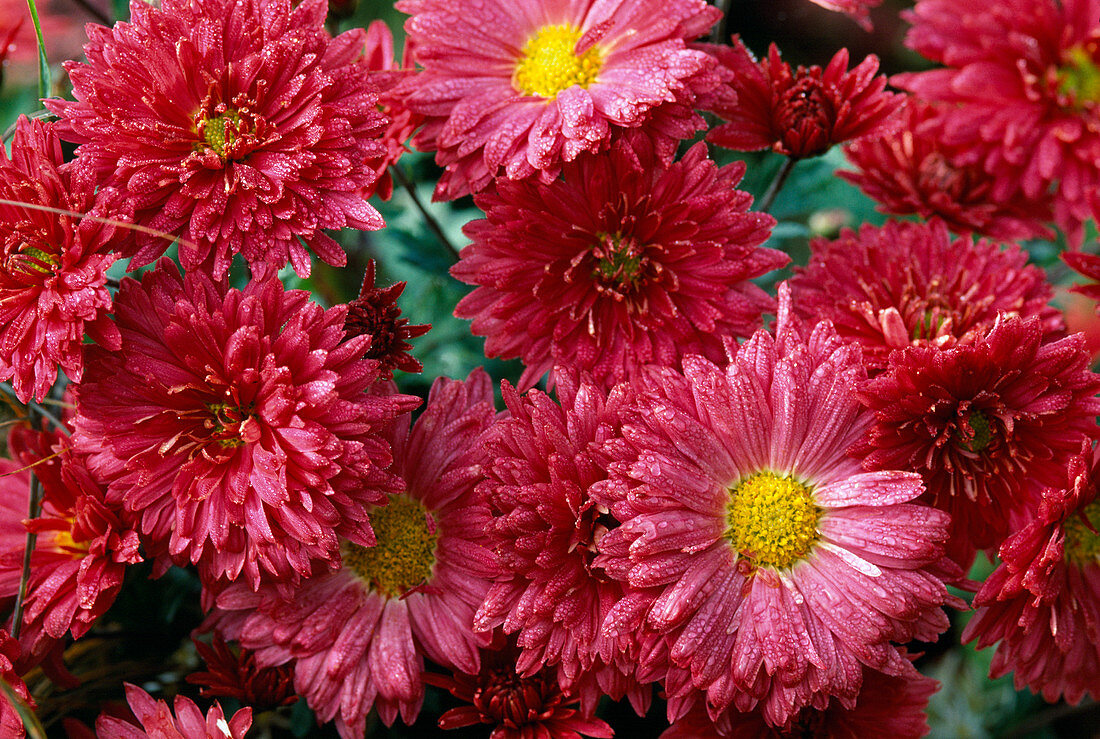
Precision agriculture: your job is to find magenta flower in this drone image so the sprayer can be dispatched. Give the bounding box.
[96,683,251,738]
[48,0,388,278]
[393,0,721,200]
[0,116,127,403]
[452,134,782,391]
[72,259,415,588]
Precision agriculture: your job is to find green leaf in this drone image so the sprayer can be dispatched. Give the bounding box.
[0,678,46,739]
[22,0,51,101]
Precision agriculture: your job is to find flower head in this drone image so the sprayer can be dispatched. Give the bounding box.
[95,683,251,739]
[48,0,388,278]
[452,133,782,390]
[186,635,297,709]
[392,0,721,199]
[343,260,430,377]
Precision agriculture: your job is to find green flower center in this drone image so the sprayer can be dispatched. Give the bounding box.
[1064,501,1100,567]
[342,495,438,597]
[10,245,59,275]
[1056,44,1100,108]
[957,410,992,454]
[205,401,253,449]
[592,233,645,288]
[514,24,602,98]
[726,471,820,570]
[198,110,242,158]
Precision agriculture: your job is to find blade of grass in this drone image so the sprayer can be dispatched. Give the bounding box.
[23,0,51,100]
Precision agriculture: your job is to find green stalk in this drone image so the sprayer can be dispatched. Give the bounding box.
[23,0,51,101]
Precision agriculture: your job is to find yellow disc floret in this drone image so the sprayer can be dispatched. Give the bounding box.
[198,109,241,158]
[514,24,602,99]
[1064,500,1100,567]
[725,471,820,570]
[1057,45,1100,108]
[342,494,439,598]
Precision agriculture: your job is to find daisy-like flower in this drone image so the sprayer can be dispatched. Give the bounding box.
[47,0,387,279]
[858,317,1100,567]
[704,37,904,160]
[95,683,251,738]
[343,260,431,377]
[893,0,1100,244]
[0,116,128,404]
[215,371,497,737]
[72,259,415,588]
[452,134,782,391]
[840,101,1054,242]
[789,220,1062,372]
[392,0,721,200]
[963,449,1100,703]
[593,284,960,727]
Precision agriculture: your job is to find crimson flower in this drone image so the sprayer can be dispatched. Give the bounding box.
[344,259,431,377]
[95,683,251,738]
[186,635,297,710]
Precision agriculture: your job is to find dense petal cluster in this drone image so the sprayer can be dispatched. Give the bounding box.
[0,116,127,403]
[452,134,782,390]
[789,220,1062,372]
[704,37,904,159]
[186,635,297,709]
[49,0,387,278]
[343,260,431,377]
[73,259,414,588]
[894,0,1100,243]
[95,683,251,738]
[393,0,721,199]
[594,286,959,727]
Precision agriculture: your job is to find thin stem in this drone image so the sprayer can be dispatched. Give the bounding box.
[710,0,733,44]
[68,0,111,25]
[11,474,41,641]
[390,165,461,262]
[758,157,797,214]
[0,384,70,435]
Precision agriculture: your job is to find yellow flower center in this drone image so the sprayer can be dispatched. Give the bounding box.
[342,495,439,598]
[1064,501,1100,567]
[198,110,241,158]
[1056,44,1100,108]
[513,24,602,98]
[725,471,820,570]
[52,528,87,554]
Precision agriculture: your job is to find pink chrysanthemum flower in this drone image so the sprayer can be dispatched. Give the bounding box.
[893,0,1100,244]
[475,373,653,714]
[592,284,960,727]
[47,0,387,279]
[703,37,904,160]
[392,0,721,200]
[362,20,423,201]
[789,220,1062,373]
[72,259,415,588]
[840,101,1055,242]
[215,371,497,737]
[0,426,142,667]
[963,449,1100,703]
[858,317,1100,567]
[0,116,128,404]
[96,683,251,738]
[452,134,782,391]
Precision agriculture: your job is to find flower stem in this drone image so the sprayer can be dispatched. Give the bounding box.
[11,474,41,642]
[391,165,461,263]
[710,0,733,44]
[759,156,797,214]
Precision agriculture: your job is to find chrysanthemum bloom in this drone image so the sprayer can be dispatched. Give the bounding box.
[788,220,1062,373]
[0,116,128,404]
[452,134,783,390]
[95,683,251,738]
[1063,250,1100,314]
[663,659,936,738]
[72,259,415,588]
[344,260,431,377]
[0,426,142,668]
[963,449,1100,703]
[475,373,654,713]
[47,0,387,279]
[703,37,904,160]
[425,632,613,739]
[186,635,297,709]
[393,0,721,200]
[0,629,32,738]
[858,317,1100,567]
[840,101,1055,242]
[215,371,498,737]
[592,285,959,727]
[893,0,1100,245]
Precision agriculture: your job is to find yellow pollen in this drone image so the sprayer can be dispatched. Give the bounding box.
[199,110,241,158]
[1057,45,1100,108]
[725,471,820,570]
[513,24,602,98]
[1064,501,1100,567]
[342,495,438,598]
[52,528,87,554]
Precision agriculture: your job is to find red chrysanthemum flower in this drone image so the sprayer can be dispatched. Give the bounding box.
[392,0,721,200]
[452,134,783,391]
[963,449,1100,703]
[343,260,431,377]
[789,220,1063,373]
[0,116,128,404]
[72,259,415,588]
[215,371,497,737]
[840,101,1055,242]
[858,317,1100,567]
[0,629,32,738]
[893,0,1100,245]
[475,373,653,714]
[0,425,142,667]
[47,0,387,279]
[592,284,960,727]
[95,683,251,739]
[1064,250,1100,314]
[186,635,297,709]
[425,632,614,739]
[703,37,904,160]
